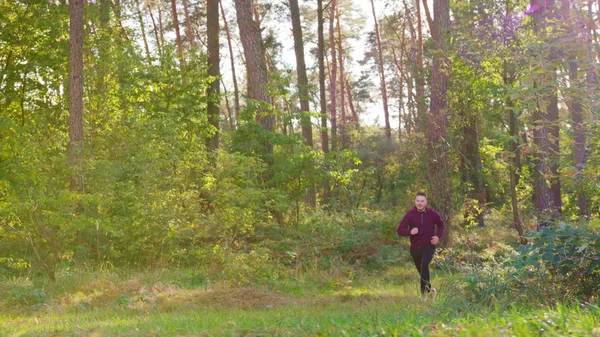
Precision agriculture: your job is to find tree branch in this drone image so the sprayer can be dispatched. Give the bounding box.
[421,0,434,34]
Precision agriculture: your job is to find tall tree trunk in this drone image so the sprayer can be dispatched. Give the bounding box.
[158,4,165,53]
[421,0,434,33]
[182,0,194,49]
[564,10,588,217]
[568,57,588,214]
[336,6,347,147]
[289,0,316,208]
[329,0,338,151]
[398,66,415,136]
[371,0,391,140]
[69,0,84,193]
[289,0,313,148]
[346,76,358,125]
[507,113,524,240]
[504,34,524,237]
[460,110,486,227]
[147,3,162,56]
[531,7,561,220]
[394,6,415,134]
[563,0,592,216]
[532,100,557,220]
[416,0,427,132]
[170,0,185,65]
[580,33,597,215]
[391,19,407,138]
[206,0,220,152]
[234,0,273,156]
[220,78,234,132]
[548,82,561,213]
[318,0,330,205]
[405,0,426,134]
[427,0,451,245]
[318,0,329,153]
[220,0,240,126]
[398,20,406,139]
[135,0,151,60]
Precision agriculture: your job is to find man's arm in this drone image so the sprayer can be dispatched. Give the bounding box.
[435,211,445,239]
[397,214,412,236]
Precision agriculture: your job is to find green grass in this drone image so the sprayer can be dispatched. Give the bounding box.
[1,266,599,336]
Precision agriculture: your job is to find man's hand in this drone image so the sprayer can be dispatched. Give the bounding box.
[410,227,419,235]
[431,236,439,245]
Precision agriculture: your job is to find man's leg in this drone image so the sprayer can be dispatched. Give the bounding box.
[420,244,436,293]
[410,248,423,291]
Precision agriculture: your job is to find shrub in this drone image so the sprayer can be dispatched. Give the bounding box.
[462,265,513,307]
[507,221,600,302]
[6,288,49,309]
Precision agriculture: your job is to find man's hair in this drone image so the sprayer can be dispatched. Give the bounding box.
[416,192,427,198]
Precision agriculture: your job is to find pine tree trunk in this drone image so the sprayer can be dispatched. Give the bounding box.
[504,45,523,237]
[396,5,415,134]
[206,0,220,152]
[370,0,391,140]
[318,0,329,153]
[461,112,486,227]
[182,0,194,48]
[158,4,165,53]
[289,0,313,148]
[234,0,273,156]
[220,77,233,132]
[220,0,240,126]
[568,58,590,215]
[548,84,561,213]
[170,0,185,65]
[421,0,434,32]
[427,0,451,245]
[329,0,338,151]
[317,0,330,205]
[562,0,590,216]
[69,0,84,193]
[532,101,556,219]
[134,0,151,60]
[336,6,347,147]
[345,76,358,125]
[531,7,561,220]
[289,0,315,208]
[391,27,407,137]
[147,3,162,56]
[413,0,426,133]
[398,21,406,139]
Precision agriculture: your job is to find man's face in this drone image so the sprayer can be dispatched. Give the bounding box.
[415,196,427,211]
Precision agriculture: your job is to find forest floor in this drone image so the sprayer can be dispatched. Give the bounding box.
[1,265,599,336]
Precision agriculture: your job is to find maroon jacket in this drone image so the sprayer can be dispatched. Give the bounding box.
[397,207,445,249]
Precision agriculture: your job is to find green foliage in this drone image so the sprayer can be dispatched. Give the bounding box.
[1,0,599,294]
[6,288,48,309]
[462,265,513,307]
[340,127,423,210]
[435,210,520,272]
[113,294,133,309]
[213,245,280,286]
[508,221,600,302]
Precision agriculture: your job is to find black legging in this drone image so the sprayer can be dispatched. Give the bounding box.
[410,244,436,294]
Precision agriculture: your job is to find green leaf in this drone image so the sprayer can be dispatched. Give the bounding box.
[542,250,554,263]
[589,220,600,234]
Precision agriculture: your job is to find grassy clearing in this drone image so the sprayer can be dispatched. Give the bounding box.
[1,266,599,337]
